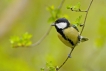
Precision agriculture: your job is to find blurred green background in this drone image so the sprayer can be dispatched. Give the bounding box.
[0,0,106,71]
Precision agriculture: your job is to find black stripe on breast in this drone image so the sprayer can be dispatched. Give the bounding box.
[59,30,67,40]
[57,29,74,46]
[67,39,74,46]
[57,29,67,40]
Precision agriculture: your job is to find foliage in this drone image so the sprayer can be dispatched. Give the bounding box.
[47,5,61,23]
[67,2,82,26]
[5,0,106,71]
[10,32,32,48]
[47,5,69,23]
[67,2,81,11]
[72,15,82,26]
[40,61,56,71]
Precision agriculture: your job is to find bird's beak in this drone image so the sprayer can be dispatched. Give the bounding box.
[51,23,55,26]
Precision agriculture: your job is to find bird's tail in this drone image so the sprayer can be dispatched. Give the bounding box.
[80,36,88,42]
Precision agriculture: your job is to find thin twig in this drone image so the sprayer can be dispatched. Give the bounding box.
[58,0,65,9]
[56,0,93,71]
[56,0,65,18]
[56,47,75,71]
[31,0,65,47]
[71,8,87,12]
[80,0,93,35]
[56,56,68,71]
[31,26,52,47]
[75,10,87,12]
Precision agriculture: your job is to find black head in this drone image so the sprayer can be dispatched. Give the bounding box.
[52,18,70,30]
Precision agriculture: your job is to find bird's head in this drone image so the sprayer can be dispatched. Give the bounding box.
[52,18,70,30]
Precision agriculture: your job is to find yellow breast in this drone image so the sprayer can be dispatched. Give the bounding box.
[57,27,79,48]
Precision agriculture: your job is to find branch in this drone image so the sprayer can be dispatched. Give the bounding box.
[80,0,93,35]
[56,0,93,71]
[31,26,52,47]
[31,0,65,47]
[56,0,65,18]
[71,8,87,12]
[56,47,75,71]
[58,0,65,10]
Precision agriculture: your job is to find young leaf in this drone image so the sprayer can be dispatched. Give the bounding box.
[46,61,56,71]
[10,32,32,48]
[67,2,81,11]
[40,67,45,71]
[47,5,61,23]
[23,32,32,40]
[72,15,82,26]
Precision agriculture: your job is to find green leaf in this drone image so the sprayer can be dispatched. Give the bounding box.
[72,15,82,26]
[25,41,32,46]
[10,36,20,43]
[23,32,32,40]
[67,2,81,11]
[41,61,56,71]
[67,6,72,9]
[61,14,69,19]
[47,17,55,23]
[40,67,45,71]
[47,5,55,12]
[46,61,56,71]
[10,32,32,48]
[47,5,61,23]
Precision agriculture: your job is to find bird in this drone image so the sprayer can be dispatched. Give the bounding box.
[51,18,88,48]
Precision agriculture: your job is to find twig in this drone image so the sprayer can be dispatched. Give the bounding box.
[80,0,93,35]
[31,26,52,47]
[56,0,65,18]
[56,47,75,71]
[71,8,87,12]
[31,0,65,47]
[58,0,65,9]
[56,0,93,71]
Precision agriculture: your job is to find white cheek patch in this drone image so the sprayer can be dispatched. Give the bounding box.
[56,22,67,29]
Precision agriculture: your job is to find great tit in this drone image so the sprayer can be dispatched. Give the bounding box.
[52,18,88,48]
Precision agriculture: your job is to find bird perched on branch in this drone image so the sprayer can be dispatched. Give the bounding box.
[51,18,88,48]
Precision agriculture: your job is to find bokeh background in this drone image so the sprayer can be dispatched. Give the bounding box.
[0,0,106,71]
